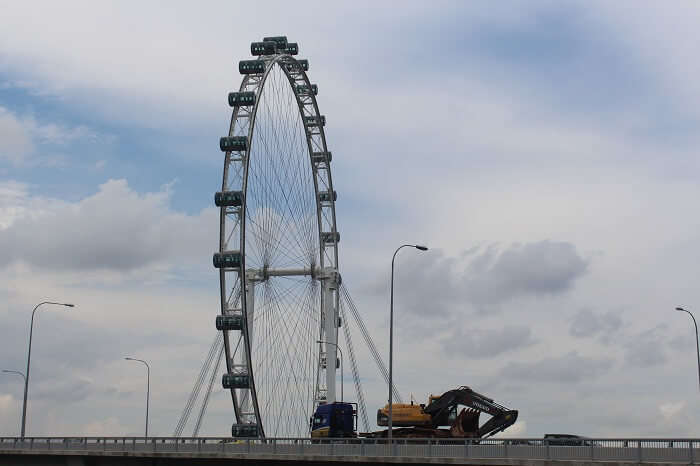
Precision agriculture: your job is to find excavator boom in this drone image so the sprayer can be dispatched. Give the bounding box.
[424,386,518,437]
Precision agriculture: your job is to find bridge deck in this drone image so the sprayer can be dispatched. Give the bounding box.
[1,437,698,465]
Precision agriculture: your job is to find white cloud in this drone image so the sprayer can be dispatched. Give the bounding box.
[495,420,527,438]
[659,401,685,421]
[442,325,536,359]
[0,178,216,272]
[0,107,33,164]
[0,106,106,165]
[81,417,130,436]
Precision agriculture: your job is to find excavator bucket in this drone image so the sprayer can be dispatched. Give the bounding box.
[450,408,480,437]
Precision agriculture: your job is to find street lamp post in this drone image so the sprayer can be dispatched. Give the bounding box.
[2,370,26,436]
[21,301,74,438]
[388,244,428,444]
[675,307,700,391]
[125,357,150,438]
[317,340,344,402]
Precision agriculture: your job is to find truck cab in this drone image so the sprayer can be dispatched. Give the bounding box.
[310,402,357,438]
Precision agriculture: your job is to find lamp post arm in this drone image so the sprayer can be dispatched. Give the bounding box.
[388,244,414,444]
[2,370,26,383]
[679,309,700,391]
[21,302,51,439]
[126,358,150,438]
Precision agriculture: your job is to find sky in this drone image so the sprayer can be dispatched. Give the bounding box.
[1,0,700,438]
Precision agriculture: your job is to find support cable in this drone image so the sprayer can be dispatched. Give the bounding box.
[340,284,403,403]
[192,340,225,437]
[174,333,221,437]
[340,301,369,431]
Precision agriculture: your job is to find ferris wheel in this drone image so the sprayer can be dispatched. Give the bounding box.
[212,36,341,439]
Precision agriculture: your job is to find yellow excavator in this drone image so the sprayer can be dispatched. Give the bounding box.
[371,386,518,438]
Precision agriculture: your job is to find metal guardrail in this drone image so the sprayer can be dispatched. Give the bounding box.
[0,437,698,463]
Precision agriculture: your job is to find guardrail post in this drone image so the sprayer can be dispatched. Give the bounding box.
[464,439,469,458]
[273,438,277,455]
[690,440,695,465]
[546,439,550,460]
[247,438,251,454]
[504,440,508,459]
[638,440,642,462]
[361,438,365,457]
[590,441,594,460]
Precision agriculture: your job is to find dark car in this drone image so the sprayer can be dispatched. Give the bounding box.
[544,434,598,446]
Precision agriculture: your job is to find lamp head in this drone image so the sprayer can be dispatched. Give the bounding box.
[125,357,133,361]
[414,245,428,251]
[64,303,75,308]
[676,307,686,311]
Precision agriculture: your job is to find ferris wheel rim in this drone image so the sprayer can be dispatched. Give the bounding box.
[218,50,340,438]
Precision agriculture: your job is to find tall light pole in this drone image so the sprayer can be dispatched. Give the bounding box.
[318,340,344,402]
[2,370,26,436]
[389,244,428,443]
[21,301,74,438]
[125,357,150,438]
[675,307,700,391]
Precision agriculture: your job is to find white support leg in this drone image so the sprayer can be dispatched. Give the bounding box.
[323,273,339,404]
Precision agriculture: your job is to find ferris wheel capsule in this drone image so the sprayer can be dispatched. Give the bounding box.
[295,84,317,96]
[228,91,256,107]
[251,41,276,56]
[239,60,265,75]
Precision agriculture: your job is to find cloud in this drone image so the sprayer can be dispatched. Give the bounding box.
[0,394,14,412]
[569,309,622,343]
[465,241,589,311]
[81,417,130,436]
[0,106,107,166]
[442,325,536,359]
[494,420,527,438]
[499,351,613,384]
[384,240,588,317]
[0,107,33,164]
[624,325,669,368]
[659,401,685,421]
[0,179,216,271]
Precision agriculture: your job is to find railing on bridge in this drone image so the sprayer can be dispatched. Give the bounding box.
[1,437,698,463]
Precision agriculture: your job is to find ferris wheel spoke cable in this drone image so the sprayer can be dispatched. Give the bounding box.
[254,282,311,435]
[248,162,311,268]
[246,161,312,268]
[255,280,315,413]
[272,280,317,428]
[245,216,312,268]
[266,280,317,435]
[255,84,315,265]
